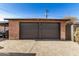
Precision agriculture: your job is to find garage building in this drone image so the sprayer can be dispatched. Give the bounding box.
[4,18,70,40]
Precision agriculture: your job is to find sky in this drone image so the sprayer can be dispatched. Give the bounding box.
[0,3,79,21]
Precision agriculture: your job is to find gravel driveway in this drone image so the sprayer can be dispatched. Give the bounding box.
[0,40,79,56]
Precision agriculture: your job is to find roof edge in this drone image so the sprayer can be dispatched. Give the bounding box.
[4,18,70,21]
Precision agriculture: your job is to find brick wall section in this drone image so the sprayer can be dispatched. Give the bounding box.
[9,19,67,40]
[9,20,19,40]
[60,21,66,40]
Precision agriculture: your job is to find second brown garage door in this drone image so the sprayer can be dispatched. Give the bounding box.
[39,23,60,39]
[20,22,60,39]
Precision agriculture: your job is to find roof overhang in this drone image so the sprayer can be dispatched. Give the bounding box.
[4,18,70,21]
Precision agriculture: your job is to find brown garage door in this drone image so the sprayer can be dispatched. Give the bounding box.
[20,23,38,39]
[39,23,60,39]
[20,22,60,39]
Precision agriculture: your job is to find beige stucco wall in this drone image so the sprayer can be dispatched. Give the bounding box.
[9,19,67,40]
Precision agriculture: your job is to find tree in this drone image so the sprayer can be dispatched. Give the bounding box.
[63,16,78,24]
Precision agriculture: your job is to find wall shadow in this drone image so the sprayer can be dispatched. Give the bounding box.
[0,53,36,56]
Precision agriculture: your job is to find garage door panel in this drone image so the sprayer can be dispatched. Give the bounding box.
[20,23,38,39]
[39,23,60,39]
